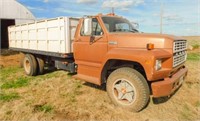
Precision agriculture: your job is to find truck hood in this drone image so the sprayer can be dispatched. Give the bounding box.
[107,33,184,49]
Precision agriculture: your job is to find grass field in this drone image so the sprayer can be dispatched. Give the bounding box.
[0,36,199,121]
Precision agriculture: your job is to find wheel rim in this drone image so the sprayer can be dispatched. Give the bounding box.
[24,58,31,74]
[113,79,136,105]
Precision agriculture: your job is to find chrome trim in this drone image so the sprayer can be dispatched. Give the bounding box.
[173,40,187,67]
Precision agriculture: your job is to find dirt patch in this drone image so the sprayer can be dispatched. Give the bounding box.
[0,53,24,68]
[0,49,19,56]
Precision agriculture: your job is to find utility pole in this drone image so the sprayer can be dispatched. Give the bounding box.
[160,3,164,34]
[198,0,200,35]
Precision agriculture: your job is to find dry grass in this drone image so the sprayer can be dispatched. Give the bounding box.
[0,36,199,120]
[183,36,200,52]
[0,56,199,121]
[182,36,200,46]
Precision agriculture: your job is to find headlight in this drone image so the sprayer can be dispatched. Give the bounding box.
[155,59,162,71]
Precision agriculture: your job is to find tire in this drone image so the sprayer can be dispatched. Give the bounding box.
[36,56,44,75]
[106,67,150,112]
[23,54,37,76]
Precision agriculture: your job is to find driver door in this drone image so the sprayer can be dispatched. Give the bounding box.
[73,18,107,84]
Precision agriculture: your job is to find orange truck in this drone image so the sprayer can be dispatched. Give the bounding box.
[8,13,188,112]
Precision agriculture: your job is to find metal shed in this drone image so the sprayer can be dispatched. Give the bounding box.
[0,0,35,48]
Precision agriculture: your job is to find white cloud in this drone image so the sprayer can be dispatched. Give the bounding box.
[152,12,183,23]
[37,17,47,20]
[20,0,199,36]
[163,14,182,21]
[56,8,83,15]
[153,0,158,2]
[77,0,98,4]
[43,0,48,3]
[102,0,144,10]
[55,7,96,16]
[27,6,45,11]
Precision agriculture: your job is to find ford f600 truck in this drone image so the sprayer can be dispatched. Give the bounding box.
[8,13,188,112]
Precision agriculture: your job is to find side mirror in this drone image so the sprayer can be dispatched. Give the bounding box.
[84,18,92,36]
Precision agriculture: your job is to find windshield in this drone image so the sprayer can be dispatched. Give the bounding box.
[102,17,138,33]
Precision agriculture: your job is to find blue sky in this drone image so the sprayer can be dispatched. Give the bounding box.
[18,0,200,36]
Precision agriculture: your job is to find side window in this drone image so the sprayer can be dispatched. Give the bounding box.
[92,18,103,36]
[80,18,103,36]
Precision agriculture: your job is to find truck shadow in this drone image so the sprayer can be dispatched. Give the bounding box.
[83,82,106,91]
[63,72,107,91]
[42,66,57,75]
[65,72,107,91]
[41,67,183,106]
[82,82,183,105]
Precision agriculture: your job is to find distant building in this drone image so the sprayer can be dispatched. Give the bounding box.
[0,0,35,48]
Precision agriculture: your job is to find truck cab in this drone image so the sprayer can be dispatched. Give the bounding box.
[73,13,188,111]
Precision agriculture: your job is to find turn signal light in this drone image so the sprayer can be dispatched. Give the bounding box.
[147,43,154,50]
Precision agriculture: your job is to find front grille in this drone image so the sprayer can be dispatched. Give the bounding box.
[173,40,187,52]
[173,40,187,67]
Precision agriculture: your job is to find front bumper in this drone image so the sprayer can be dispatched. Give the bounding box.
[151,67,188,97]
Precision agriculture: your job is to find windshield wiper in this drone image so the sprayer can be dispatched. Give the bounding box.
[113,29,139,33]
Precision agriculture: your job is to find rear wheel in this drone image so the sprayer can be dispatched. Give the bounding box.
[36,56,44,75]
[23,54,37,76]
[106,67,150,112]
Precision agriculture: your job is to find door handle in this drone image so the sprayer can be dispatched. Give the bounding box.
[75,39,81,41]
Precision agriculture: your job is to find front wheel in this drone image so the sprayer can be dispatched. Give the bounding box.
[106,67,150,112]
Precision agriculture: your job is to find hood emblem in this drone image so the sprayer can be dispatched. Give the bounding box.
[109,41,118,45]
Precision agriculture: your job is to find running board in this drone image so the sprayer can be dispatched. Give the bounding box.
[73,74,101,85]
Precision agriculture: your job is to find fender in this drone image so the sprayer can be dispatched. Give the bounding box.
[100,47,172,81]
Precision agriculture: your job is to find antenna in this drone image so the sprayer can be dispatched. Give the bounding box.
[112,7,115,14]
[160,3,164,34]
